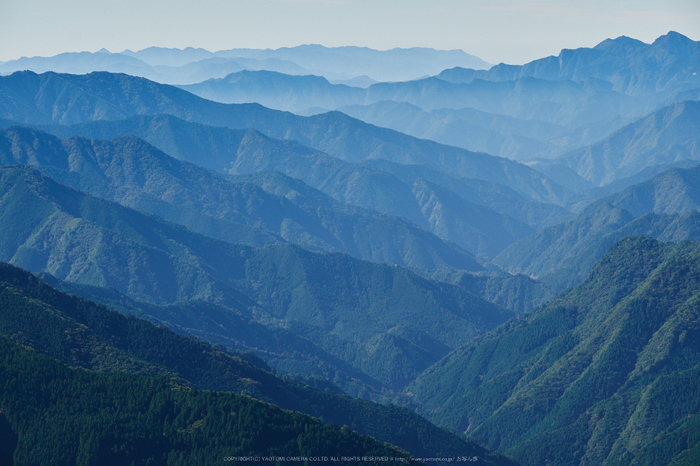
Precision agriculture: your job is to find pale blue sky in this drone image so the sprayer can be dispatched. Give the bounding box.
[1,0,698,65]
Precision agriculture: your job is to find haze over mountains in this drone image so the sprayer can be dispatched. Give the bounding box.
[0,31,699,464]
[0,45,490,84]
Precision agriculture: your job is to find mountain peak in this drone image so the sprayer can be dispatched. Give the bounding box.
[593,35,646,52]
[651,30,698,51]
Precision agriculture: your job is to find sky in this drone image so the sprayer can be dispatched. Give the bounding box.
[0,0,698,65]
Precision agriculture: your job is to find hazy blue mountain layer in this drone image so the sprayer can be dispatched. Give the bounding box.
[180,70,365,111]
[359,158,572,231]
[545,100,700,187]
[0,45,490,85]
[3,115,538,258]
[406,236,700,465]
[0,49,312,85]
[0,71,569,205]
[181,70,642,132]
[337,101,578,161]
[17,112,568,230]
[0,165,512,389]
[0,125,482,270]
[438,32,700,98]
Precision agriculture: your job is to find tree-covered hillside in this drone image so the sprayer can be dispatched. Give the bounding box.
[0,335,415,465]
[552,100,700,187]
[0,165,512,391]
[0,125,481,270]
[0,116,541,258]
[406,236,700,465]
[494,164,700,290]
[0,261,518,463]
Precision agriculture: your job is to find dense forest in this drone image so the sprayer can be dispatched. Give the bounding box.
[0,31,698,465]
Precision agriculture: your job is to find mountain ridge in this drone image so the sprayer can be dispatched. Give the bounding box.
[405,236,700,465]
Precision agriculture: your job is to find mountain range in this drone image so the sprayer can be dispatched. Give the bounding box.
[438,32,700,98]
[0,125,484,269]
[493,163,700,290]
[405,236,700,465]
[0,45,490,84]
[0,164,514,392]
[0,31,699,464]
[541,100,700,187]
[0,260,517,464]
[0,70,568,206]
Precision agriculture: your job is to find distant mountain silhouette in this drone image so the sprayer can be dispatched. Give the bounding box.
[438,32,700,98]
[0,71,568,205]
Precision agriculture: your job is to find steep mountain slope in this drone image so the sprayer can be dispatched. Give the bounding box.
[406,236,700,465]
[494,163,700,289]
[364,76,638,129]
[0,125,480,270]
[359,159,571,230]
[0,70,568,204]
[8,116,535,258]
[554,100,700,186]
[602,162,700,216]
[0,165,512,389]
[438,32,700,98]
[0,261,516,463]
[0,336,415,465]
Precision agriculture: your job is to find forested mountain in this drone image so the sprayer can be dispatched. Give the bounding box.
[23,111,566,230]
[122,44,491,82]
[494,164,700,289]
[0,116,540,258]
[546,100,700,187]
[358,158,571,230]
[0,261,517,463]
[0,71,568,205]
[406,236,700,465]
[0,165,512,390]
[1,31,698,466]
[0,125,482,270]
[602,163,700,216]
[0,335,416,465]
